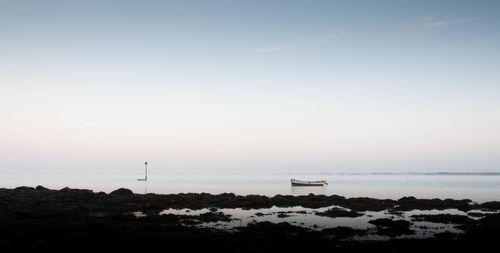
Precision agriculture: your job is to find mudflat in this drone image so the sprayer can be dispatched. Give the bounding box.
[1,186,499,253]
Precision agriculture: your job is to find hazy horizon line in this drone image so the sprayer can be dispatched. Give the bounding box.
[2,171,500,176]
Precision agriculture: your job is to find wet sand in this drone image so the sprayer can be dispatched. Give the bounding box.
[1,186,499,252]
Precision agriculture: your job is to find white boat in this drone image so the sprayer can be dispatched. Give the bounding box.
[291,179,328,186]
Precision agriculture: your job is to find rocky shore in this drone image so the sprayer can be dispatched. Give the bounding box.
[1,186,499,252]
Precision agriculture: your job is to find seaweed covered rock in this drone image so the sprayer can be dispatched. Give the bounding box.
[369,218,414,237]
[396,197,473,211]
[321,226,367,238]
[110,188,134,196]
[316,207,362,218]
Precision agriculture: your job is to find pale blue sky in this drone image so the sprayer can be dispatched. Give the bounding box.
[1,0,499,175]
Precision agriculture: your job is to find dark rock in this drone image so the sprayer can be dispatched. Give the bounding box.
[369,218,414,237]
[479,201,500,211]
[14,186,34,191]
[344,197,394,211]
[467,212,485,218]
[397,197,473,211]
[321,226,367,238]
[109,188,134,196]
[59,187,71,192]
[181,219,202,225]
[198,212,232,222]
[277,212,290,218]
[316,207,362,218]
[411,214,476,225]
[239,221,308,234]
[35,185,49,191]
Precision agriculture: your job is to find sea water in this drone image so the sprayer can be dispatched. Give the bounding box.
[1,173,499,202]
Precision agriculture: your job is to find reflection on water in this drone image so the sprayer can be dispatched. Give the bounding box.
[290,186,327,195]
[158,205,473,240]
[141,181,148,194]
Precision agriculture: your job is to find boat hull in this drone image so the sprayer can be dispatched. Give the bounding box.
[291,179,327,186]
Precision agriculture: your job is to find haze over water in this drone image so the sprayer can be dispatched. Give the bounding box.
[1,172,499,202]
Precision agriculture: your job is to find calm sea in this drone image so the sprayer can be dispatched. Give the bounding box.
[1,173,500,202]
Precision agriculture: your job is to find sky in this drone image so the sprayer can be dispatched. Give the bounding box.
[1,0,499,175]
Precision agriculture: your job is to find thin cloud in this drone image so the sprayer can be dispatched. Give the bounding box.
[420,16,483,28]
[382,15,484,36]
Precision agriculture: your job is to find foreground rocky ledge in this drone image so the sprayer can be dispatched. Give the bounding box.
[1,186,500,253]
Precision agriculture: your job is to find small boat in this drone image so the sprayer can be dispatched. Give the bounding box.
[291,179,328,186]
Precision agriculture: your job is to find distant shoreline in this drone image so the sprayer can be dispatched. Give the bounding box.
[291,172,500,176]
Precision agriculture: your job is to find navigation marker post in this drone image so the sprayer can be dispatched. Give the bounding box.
[137,161,148,181]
